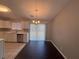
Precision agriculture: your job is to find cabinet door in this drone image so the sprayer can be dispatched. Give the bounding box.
[0,20,11,28]
[0,41,4,59]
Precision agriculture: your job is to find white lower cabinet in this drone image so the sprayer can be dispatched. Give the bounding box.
[0,39,4,59]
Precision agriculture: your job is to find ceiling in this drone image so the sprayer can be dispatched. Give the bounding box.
[0,0,70,22]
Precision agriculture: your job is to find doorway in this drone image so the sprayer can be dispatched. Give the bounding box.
[30,24,46,41]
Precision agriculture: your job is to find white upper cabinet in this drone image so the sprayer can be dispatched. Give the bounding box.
[0,20,11,28]
[21,21,30,29]
[11,21,30,31]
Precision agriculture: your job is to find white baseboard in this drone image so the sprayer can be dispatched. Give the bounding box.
[46,40,67,59]
[45,40,50,41]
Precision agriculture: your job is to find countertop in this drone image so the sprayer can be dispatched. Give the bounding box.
[0,39,4,41]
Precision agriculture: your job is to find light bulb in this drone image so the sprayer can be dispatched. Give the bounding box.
[32,20,35,23]
[35,21,38,24]
[37,20,40,23]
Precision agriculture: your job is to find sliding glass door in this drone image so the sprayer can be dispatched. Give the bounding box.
[30,24,46,41]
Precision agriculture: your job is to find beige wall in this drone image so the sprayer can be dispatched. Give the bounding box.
[47,0,79,59]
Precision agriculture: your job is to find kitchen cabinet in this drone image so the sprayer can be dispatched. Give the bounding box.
[0,39,4,59]
[0,20,11,28]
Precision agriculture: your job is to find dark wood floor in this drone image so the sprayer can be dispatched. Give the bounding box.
[15,41,64,59]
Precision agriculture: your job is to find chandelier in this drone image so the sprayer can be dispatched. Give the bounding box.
[32,9,40,24]
[32,19,40,24]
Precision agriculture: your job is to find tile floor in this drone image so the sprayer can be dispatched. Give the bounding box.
[5,43,26,59]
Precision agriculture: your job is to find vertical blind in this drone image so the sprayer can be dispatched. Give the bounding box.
[30,24,46,41]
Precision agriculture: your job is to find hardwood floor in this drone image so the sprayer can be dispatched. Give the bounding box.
[15,41,64,59]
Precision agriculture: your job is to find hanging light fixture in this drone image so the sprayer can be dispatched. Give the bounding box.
[32,9,40,24]
[32,18,40,24]
[32,0,40,24]
[32,19,40,24]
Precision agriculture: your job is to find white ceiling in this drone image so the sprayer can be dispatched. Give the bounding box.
[0,0,70,21]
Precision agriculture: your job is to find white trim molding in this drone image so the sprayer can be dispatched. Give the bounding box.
[46,40,67,59]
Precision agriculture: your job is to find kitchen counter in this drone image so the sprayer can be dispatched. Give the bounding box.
[0,39,4,41]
